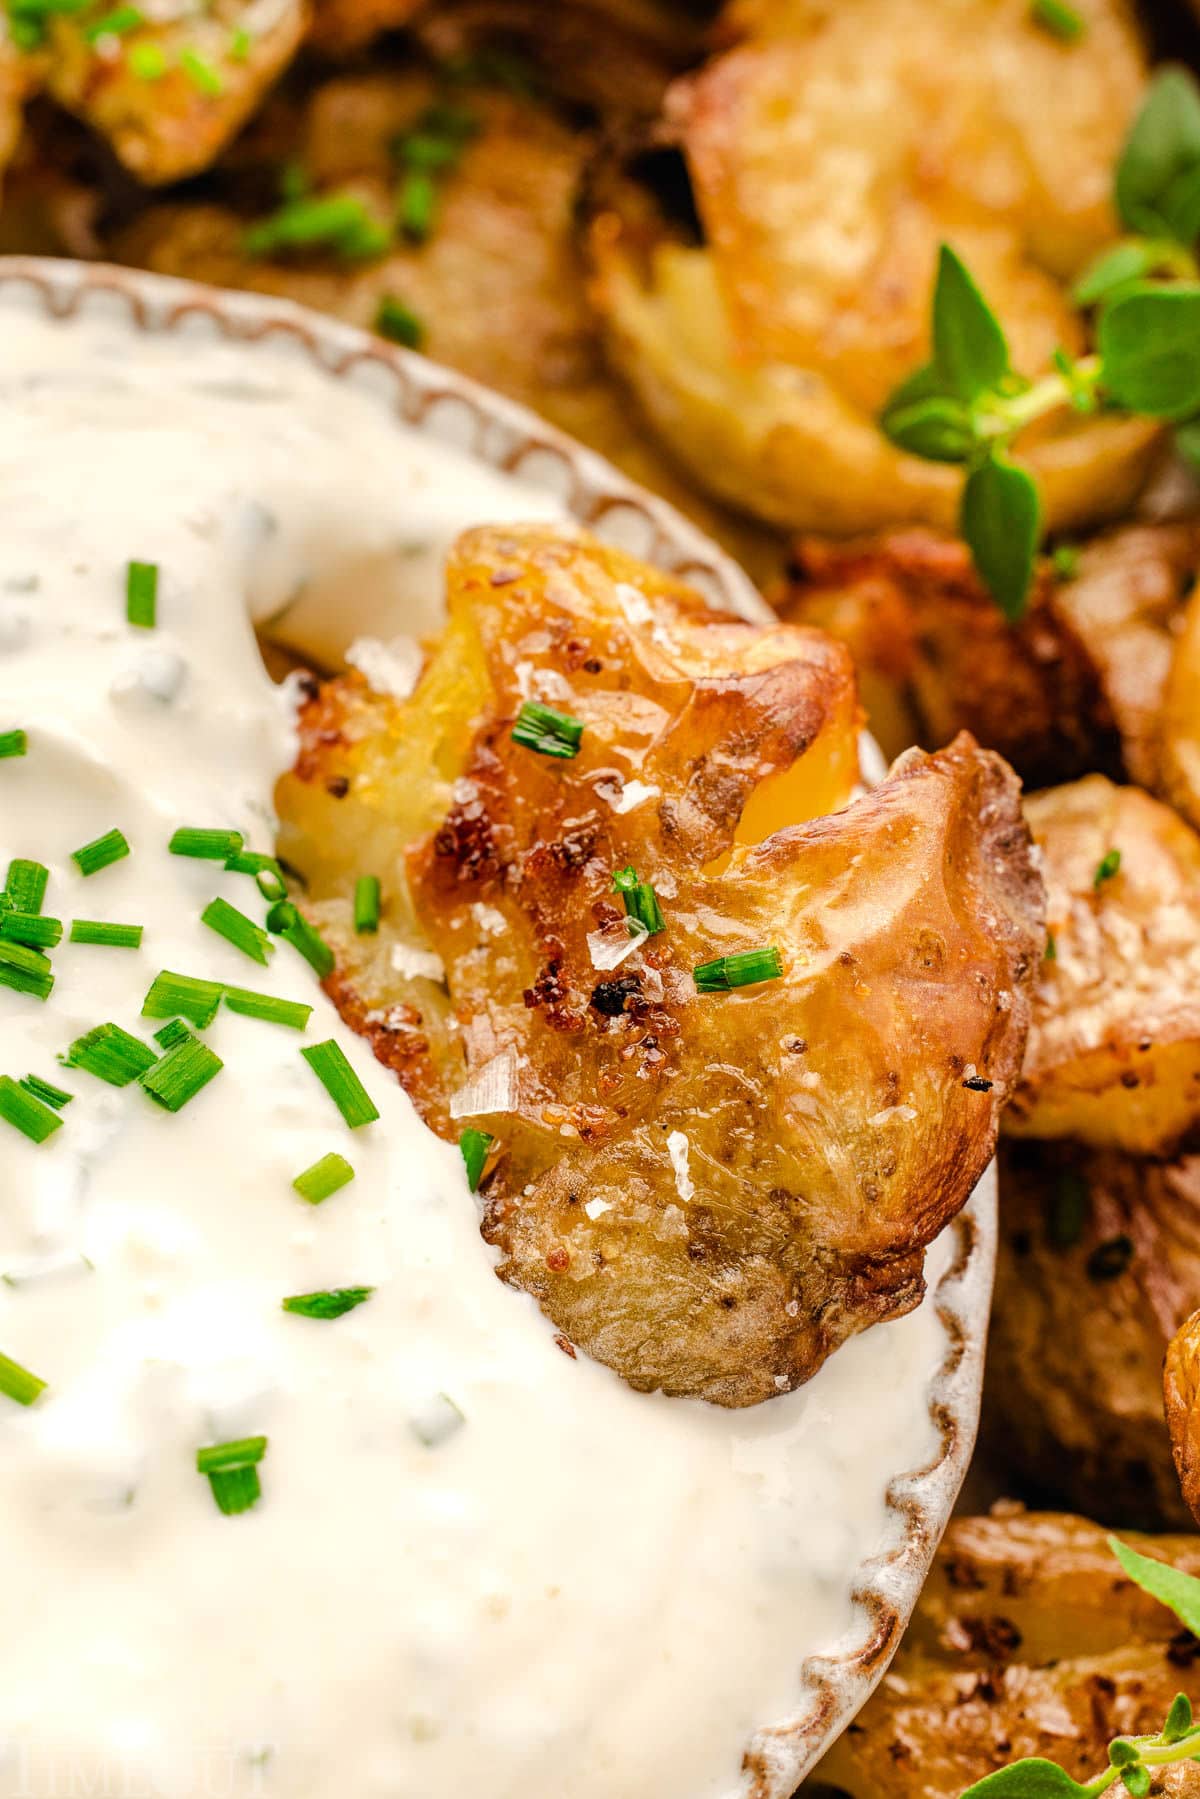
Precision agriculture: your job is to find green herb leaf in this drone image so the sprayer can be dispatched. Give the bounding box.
[142,969,223,1029]
[1164,1693,1194,1743]
[300,1040,380,1129]
[64,1022,157,1086]
[1094,847,1122,887]
[693,947,783,993]
[879,392,977,463]
[1176,416,1200,474]
[1099,284,1200,421]
[139,1032,223,1113]
[282,1287,374,1320]
[1115,66,1200,244]
[1109,1740,1141,1769]
[511,701,584,760]
[960,450,1042,621]
[0,1075,63,1144]
[0,728,27,759]
[958,1759,1094,1798]
[1123,1766,1151,1798]
[1031,0,1085,41]
[459,1127,494,1192]
[71,828,131,877]
[292,1152,355,1204]
[1073,238,1173,307]
[1109,1536,1200,1635]
[375,294,424,350]
[931,244,1011,404]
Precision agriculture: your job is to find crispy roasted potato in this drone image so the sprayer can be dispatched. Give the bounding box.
[1162,582,1200,837]
[987,1139,1200,1528]
[309,0,422,55]
[1167,1308,1200,1529]
[280,525,1043,1405]
[807,1511,1200,1799]
[587,0,1163,539]
[1008,777,1200,1157]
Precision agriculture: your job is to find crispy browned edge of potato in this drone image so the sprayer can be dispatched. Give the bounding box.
[1167,1309,1200,1530]
[808,1510,1200,1799]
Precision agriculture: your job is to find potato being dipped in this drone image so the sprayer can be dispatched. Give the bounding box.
[282,525,1044,1405]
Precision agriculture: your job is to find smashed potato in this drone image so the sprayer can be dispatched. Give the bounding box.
[1162,582,1200,838]
[987,1140,1200,1529]
[1167,1308,1200,1530]
[587,0,1162,538]
[281,525,1043,1406]
[1007,777,1200,1157]
[807,1510,1200,1799]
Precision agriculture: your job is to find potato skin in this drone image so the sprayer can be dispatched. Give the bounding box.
[987,1139,1200,1529]
[810,1510,1200,1799]
[1008,777,1200,1157]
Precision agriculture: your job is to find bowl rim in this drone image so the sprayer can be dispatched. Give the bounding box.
[0,252,997,1799]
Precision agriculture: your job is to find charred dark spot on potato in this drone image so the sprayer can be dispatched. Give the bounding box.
[434,800,501,882]
[591,974,641,1017]
[325,775,350,799]
[1086,1234,1134,1282]
[963,1076,994,1092]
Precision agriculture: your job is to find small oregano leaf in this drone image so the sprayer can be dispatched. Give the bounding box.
[932,245,1011,403]
[1116,65,1200,242]
[1164,1691,1194,1744]
[1109,1534,1200,1635]
[961,451,1042,622]
[1123,1766,1151,1799]
[1073,238,1172,307]
[958,1759,1094,1798]
[1099,283,1200,420]
[879,394,977,463]
[1109,1740,1140,1768]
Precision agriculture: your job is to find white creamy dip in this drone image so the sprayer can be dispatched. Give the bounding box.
[0,300,947,1799]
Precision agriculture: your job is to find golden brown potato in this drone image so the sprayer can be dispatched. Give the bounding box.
[1008,778,1200,1157]
[40,1,308,185]
[1162,584,1200,838]
[987,1139,1200,1529]
[282,525,1043,1405]
[807,1511,1200,1799]
[1167,1308,1200,1530]
[587,0,1163,539]
[309,0,422,55]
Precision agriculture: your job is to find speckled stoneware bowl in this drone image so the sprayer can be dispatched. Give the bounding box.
[0,254,996,1799]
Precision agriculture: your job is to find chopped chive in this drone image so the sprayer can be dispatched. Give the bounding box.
[64,1023,157,1086]
[19,1073,72,1109]
[1094,848,1122,889]
[266,901,334,978]
[611,865,665,936]
[180,45,223,95]
[70,919,143,948]
[374,295,424,349]
[140,1033,222,1112]
[300,1040,380,1129]
[72,829,130,877]
[0,1075,63,1144]
[223,986,312,1031]
[1044,931,1057,961]
[0,1350,46,1407]
[1051,543,1080,581]
[282,1286,374,1320]
[229,23,251,58]
[396,132,465,172]
[153,1018,192,1050]
[85,4,143,40]
[459,1128,493,1192]
[1031,0,1085,39]
[0,911,62,949]
[142,969,223,1028]
[5,859,48,912]
[243,193,390,262]
[397,170,437,242]
[0,729,27,760]
[196,1436,266,1516]
[125,559,158,628]
[128,38,165,78]
[201,896,273,965]
[693,946,784,994]
[0,939,54,1002]
[292,1151,355,1204]
[511,701,584,760]
[354,875,381,934]
[169,827,244,861]
[224,849,286,902]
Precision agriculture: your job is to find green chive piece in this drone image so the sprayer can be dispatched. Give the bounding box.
[85,4,143,40]
[140,1033,222,1112]
[282,1286,374,1320]
[201,897,273,966]
[1045,931,1057,961]
[5,859,48,913]
[142,970,223,1028]
[224,850,286,902]
[243,193,390,262]
[125,559,158,629]
[459,1128,493,1192]
[375,295,424,349]
[223,986,312,1031]
[266,901,334,978]
[0,1075,63,1144]
[70,920,143,948]
[511,701,584,760]
[169,827,244,861]
[693,946,784,994]
[1031,0,1085,40]
[0,1350,46,1407]
[300,1040,380,1128]
[63,1023,157,1086]
[180,46,223,95]
[0,729,27,760]
[229,23,251,58]
[1051,543,1080,581]
[0,911,62,949]
[1094,848,1122,889]
[128,38,165,78]
[292,1152,355,1204]
[19,1074,72,1109]
[153,1018,192,1050]
[197,1436,267,1515]
[354,875,381,935]
[0,939,54,1002]
[611,865,665,936]
[72,829,130,878]
[397,170,437,242]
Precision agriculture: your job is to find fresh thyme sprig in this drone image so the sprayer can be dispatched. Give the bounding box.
[881,67,1200,621]
[959,1537,1200,1797]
